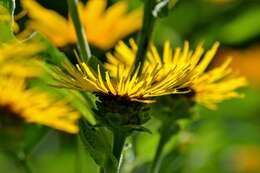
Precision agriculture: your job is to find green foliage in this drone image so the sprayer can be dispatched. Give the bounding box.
[22,125,49,156]
[27,32,97,124]
[0,0,15,42]
[79,118,117,172]
[0,0,14,13]
[31,33,68,65]
[219,5,260,44]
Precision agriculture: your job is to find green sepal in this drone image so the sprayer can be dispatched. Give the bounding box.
[79,118,117,172]
[125,125,152,134]
[152,95,195,123]
[94,93,151,132]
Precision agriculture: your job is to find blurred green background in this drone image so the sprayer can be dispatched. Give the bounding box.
[1,0,260,173]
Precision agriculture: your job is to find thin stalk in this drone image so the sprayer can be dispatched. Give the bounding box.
[75,135,83,173]
[23,128,49,156]
[5,151,33,173]
[150,122,179,173]
[20,158,33,173]
[67,0,92,61]
[134,0,157,73]
[99,168,105,173]
[149,136,166,173]
[113,131,127,173]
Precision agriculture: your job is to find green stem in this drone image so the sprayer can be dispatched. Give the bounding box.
[149,136,166,173]
[21,128,49,173]
[149,122,179,173]
[23,127,49,156]
[75,135,83,173]
[67,0,92,61]
[99,168,105,173]
[134,0,157,73]
[113,130,128,173]
[20,158,33,173]
[5,151,33,173]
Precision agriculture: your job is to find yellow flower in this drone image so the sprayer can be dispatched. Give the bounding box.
[192,59,247,109]
[216,45,260,86]
[53,52,191,104]
[105,39,247,109]
[21,0,143,49]
[231,145,260,173]
[0,76,79,133]
[0,41,43,78]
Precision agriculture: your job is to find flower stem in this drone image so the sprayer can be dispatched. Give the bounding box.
[5,151,33,173]
[150,122,179,173]
[99,168,105,173]
[20,158,33,173]
[134,0,157,73]
[113,130,128,173]
[149,136,166,173]
[67,0,92,61]
[75,135,83,173]
[23,127,49,156]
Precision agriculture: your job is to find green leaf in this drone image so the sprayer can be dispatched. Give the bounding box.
[0,0,14,14]
[79,118,117,172]
[29,32,68,65]
[0,0,15,42]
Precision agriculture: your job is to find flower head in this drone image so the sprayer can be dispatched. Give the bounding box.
[191,58,247,109]
[0,76,79,133]
[105,39,247,109]
[53,47,194,127]
[22,0,143,49]
[53,54,191,104]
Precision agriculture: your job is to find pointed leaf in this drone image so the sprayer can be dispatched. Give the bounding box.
[79,118,117,172]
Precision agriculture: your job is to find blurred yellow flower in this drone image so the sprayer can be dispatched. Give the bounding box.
[231,145,260,173]
[0,41,43,78]
[216,45,260,86]
[22,0,143,49]
[105,39,247,109]
[0,76,79,133]
[192,59,247,109]
[0,41,79,133]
